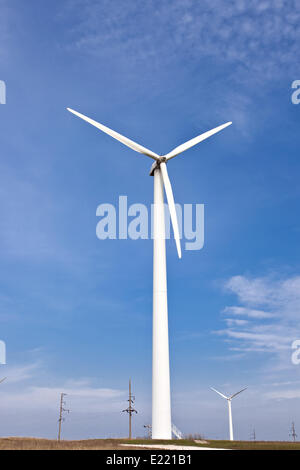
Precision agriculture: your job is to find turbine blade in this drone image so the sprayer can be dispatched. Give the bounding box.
[0,377,6,384]
[160,162,182,259]
[210,387,228,400]
[67,108,160,161]
[229,388,247,400]
[165,122,232,161]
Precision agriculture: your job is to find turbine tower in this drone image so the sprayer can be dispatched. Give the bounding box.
[67,107,232,439]
[211,387,247,441]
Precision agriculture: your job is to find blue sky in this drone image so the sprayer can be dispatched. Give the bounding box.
[0,0,300,441]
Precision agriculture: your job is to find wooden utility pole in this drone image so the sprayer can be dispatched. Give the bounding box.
[58,393,69,441]
[122,379,137,439]
[58,393,63,441]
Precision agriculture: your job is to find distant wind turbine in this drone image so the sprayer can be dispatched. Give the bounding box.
[211,387,247,441]
[67,106,232,439]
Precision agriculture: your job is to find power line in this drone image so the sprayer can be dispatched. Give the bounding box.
[122,379,137,439]
[58,393,70,441]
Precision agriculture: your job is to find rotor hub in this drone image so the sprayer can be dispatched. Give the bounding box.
[149,156,166,176]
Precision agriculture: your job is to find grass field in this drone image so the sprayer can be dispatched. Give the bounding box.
[125,438,300,450]
[0,437,300,450]
[0,438,142,450]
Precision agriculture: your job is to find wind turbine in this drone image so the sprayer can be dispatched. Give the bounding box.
[211,387,247,441]
[67,107,232,439]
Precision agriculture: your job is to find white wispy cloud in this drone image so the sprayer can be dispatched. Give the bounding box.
[0,363,128,439]
[59,0,300,80]
[264,389,300,400]
[216,274,300,359]
[217,325,294,352]
[0,361,126,413]
[1,362,41,383]
[224,318,249,327]
[223,306,276,319]
[1,385,125,412]
[224,275,300,318]
[56,0,300,140]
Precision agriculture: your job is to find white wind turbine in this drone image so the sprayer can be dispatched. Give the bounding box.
[211,387,247,441]
[67,107,232,439]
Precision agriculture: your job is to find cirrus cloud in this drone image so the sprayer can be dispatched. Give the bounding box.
[59,0,300,80]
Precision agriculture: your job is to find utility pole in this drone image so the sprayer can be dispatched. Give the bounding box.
[58,393,69,441]
[250,428,256,442]
[144,424,152,439]
[290,422,297,442]
[122,379,137,439]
